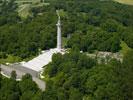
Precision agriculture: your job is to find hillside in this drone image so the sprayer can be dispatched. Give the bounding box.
[0,0,133,60]
[0,0,133,99]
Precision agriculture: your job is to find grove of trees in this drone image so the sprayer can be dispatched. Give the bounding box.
[43,49,133,100]
[0,0,57,59]
[47,0,133,52]
[0,73,43,100]
[1,50,133,100]
[0,0,133,99]
[0,0,133,60]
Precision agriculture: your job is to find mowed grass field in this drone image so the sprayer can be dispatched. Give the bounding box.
[16,0,48,18]
[120,41,132,55]
[114,0,133,5]
[18,4,32,18]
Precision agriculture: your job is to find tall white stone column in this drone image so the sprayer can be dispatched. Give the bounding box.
[56,15,62,50]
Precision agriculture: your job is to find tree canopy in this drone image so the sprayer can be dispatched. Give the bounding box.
[0,0,133,99]
[43,50,133,99]
[0,0,133,61]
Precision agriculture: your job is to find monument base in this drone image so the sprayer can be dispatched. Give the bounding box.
[22,48,66,72]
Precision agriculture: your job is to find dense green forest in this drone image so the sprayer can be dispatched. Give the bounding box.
[0,0,133,60]
[0,0,133,100]
[0,73,43,100]
[51,0,133,52]
[1,50,133,99]
[44,49,133,100]
[0,0,57,59]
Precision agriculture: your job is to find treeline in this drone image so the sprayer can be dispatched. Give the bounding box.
[0,0,20,25]
[0,0,133,60]
[0,73,43,100]
[0,0,133,99]
[1,50,133,100]
[0,13,57,58]
[44,49,133,100]
[0,0,57,59]
[47,0,133,52]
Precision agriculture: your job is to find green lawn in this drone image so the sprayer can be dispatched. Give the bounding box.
[0,55,21,64]
[0,53,36,64]
[18,4,32,18]
[120,41,132,55]
[16,0,48,18]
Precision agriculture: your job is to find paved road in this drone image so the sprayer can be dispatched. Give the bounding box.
[0,64,46,91]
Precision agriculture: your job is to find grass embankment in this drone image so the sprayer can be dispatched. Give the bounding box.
[120,41,132,55]
[0,54,36,64]
[18,4,32,18]
[0,55,21,64]
[114,0,133,5]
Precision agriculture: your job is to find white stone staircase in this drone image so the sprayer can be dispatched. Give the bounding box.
[22,48,62,72]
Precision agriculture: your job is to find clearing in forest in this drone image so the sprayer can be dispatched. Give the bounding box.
[114,0,133,5]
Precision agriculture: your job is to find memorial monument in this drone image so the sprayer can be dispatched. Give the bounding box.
[22,10,64,72]
[56,11,62,50]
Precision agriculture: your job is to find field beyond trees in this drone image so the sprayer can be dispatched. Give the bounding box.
[114,0,133,5]
[0,0,133,61]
